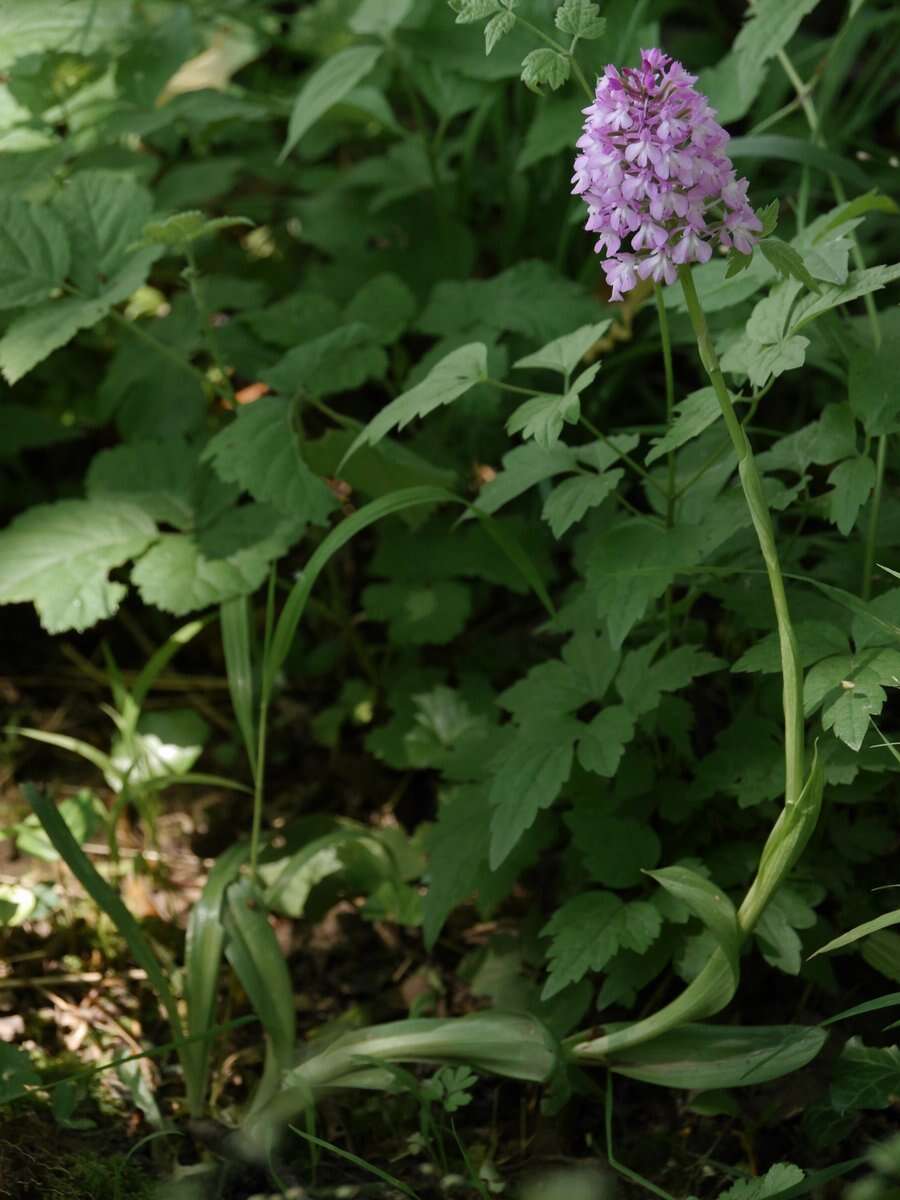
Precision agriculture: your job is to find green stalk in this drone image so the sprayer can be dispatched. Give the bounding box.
[678,266,805,807]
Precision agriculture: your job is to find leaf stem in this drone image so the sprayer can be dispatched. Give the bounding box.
[511,13,594,100]
[678,265,804,808]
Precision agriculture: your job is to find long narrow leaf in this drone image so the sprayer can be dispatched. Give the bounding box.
[220,596,257,777]
[820,991,900,1027]
[24,784,187,1063]
[811,909,900,958]
[224,878,296,1115]
[9,727,112,775]
[131,617,210,709]
[184,842,249,1114]
[728,136,871,189]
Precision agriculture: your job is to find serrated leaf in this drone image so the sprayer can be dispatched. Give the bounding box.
[514,321,610,377]
[617,642,724,716]
[54,171,155,296]
[645,388,721,466]
[0,500,156,633]
[541,892,661,999]
[281,44,383,160]
[759,237,821,291]
[520,48,570,94]
[264,323,387,397]
[790,265,900,334]
[575,705,635,779]
[506,390,581,448]
[830,1038,900,1113]
[344,272,416,345]
[489,718,580,868]
[566,810,658,887]
[718,1164,805,1200]
[203,395,336,525]
[849,335,900,436]
[131,517,299,615]
[362,579,471,645]
[827,455,875,535]
[541,469,622,537]
[0,195,69,309]
[451,0,501,22]
[554,0,605,39]
[86,439,199,529]
[484,9,515,52]
[822,680,884,751]
[341,343,488,465]
[141,210,253,247]
[470,442,579,518]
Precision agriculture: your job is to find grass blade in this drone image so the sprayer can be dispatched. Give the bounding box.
[220,596,257,777]
[131,617,210,709]
[810,909,900,958]
[289,1126,421,1200]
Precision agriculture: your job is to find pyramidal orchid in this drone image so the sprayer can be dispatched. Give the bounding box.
[573,48,762,299]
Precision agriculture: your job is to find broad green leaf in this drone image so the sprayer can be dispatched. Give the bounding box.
[646,866,741,988]
[281,44,384,160]
[542,892,661,999]
[0,195,69,308]
[830,1038,900,1113]
[827,456,876,536]
[734,620,848,674]
[351,0,414,36]
[849,335,900,436]
[341,343,488,465]
[718,1164,805,1200]
[554,0,605,39]
[759,238,821,291]
[0,499,156,632]
[109,709,210,789]
[565,810,658,886]
[520,49,570,94]
[13,790,102,862]
[470,441,580,517]
[617,641,724,716]
[0,252,159,384]
[484,9,515,53]
[344,273,416,345]
[754,885,821,975]
[514,321,610,377]
[542,470,622,538]
[451,0,502,21]
[0,1044,39,1103]
[362,579,471,645]
[574,705,635,779]
[791,266,900,333]
[489,718,580,868]
[86,439,198,529]
[516,97,582,171]
[132,519,298,616]
[645,387,720,466]
[822,679,883,751]
[264,323,387,397]
[203,395,337,525]
[608,1022,826,1089]
[53,171,153,295]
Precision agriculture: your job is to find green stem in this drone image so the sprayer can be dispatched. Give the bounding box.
[511,14,594,100]
[678,265,805,808]
[862,433,888,600]
[249,570,277,878]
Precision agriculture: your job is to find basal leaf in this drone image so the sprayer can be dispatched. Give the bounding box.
[0,499,156,632]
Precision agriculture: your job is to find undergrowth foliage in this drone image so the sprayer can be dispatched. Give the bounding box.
[1,1,900,1197]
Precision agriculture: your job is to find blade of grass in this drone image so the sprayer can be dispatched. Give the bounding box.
[131,617,210,709]
[220,596,257,778]
[289,1126,421,1200]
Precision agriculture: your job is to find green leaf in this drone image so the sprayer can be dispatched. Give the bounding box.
[514,321,610,377]
[516,96,583,171]
[754,885,820,975]
[822,679,883,751]
[575,705,635,779]
[609,1023,826,1089]
[0,195,69,309]
[0,499,156,633]
[470,441,580,517]
[506,390,581,448]
[849,335,900,436]
[341,343,488,465]
[489,718,580,868]
[542,892,661,999]
[350,0,414,35]
[0,252,159,384]
[827,455,876,536]
[362,579,471,645]
[0,1044,40,1103]
[520,48,570,94]
[203,395,337,525]
[759,237,821,291]
[451,0,502,22]
[617,641,724,716]
[542,470,622,538]
[484,9,515,53]
[554,0,605,39]
[281,44,384,160]
[131,519,298,616]
[645,388,721,466]
[812,908,900,958]
[264,323,387,397]
[86,439,198,529]
[344,273,416,345]
[728,135,871,189]
[566,810,658,887]
[141,211,253,248]
[830,1038,900,1113]
[53,171,153,295]
[791,265,900,334]
[718,1165,805,1200]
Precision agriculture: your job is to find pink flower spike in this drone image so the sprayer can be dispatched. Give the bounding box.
[573,48,760,299]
